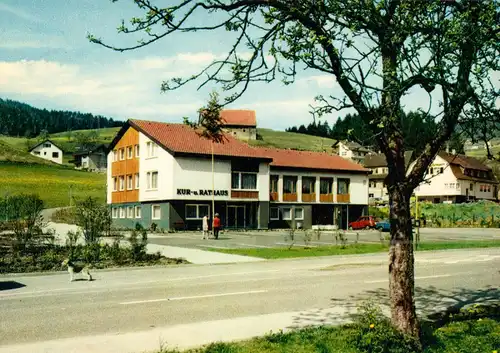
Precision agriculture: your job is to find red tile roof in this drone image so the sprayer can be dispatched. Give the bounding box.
[122,120,368,173]
[257,147,370,173]
[438,152,491,171]
[220,110,257,127]
[130,120,268,159]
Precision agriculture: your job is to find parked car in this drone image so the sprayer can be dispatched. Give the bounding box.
[376,220,415,233]
[375,219,391,232]
[348,216,377,230]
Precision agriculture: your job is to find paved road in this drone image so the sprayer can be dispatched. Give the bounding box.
[147,227,500,251]
[1,248,499,353]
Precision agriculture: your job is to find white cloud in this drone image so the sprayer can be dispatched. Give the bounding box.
[0,56,214,121]
[0,3,39,22]
[298,75,338,89]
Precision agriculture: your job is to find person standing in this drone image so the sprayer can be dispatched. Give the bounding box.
[202,214,209,239]
[213,213,221,240]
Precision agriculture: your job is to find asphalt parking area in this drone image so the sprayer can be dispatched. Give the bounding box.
[147,227,500,251]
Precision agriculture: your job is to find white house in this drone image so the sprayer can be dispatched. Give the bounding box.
[106,119,370,231]
[408,152,498,203]
[364,151,415,205]
[337,141,372,165]
[29,139,63,164]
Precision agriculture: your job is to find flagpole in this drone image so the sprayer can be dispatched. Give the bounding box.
[211,140,215,228]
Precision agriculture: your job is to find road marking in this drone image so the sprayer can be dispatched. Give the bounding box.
[120,289,268,305]
[365,274,452,284]
[0,270,281,299]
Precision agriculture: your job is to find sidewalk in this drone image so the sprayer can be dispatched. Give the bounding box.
[45,222,264,265]
[0,307,356,353]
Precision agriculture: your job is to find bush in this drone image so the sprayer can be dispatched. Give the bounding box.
[74,197,112,244]
[349,301,421,353]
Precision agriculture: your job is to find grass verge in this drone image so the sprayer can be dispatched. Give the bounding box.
[205,240,500,259]
[0,162,106,208]
[159,303,500,353]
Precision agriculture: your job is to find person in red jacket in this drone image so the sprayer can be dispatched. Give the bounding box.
[212,213,221,240]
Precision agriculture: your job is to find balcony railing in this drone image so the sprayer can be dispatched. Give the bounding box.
[231,190,259,199]
[337,194,350,203]
[319,194,334,203]
[283,193,298,202]
[301,193,316,202]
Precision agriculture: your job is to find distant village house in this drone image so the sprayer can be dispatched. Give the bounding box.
[409,151,498,203]
[335,140,372,165]
[28,139,63,164]
[72,144,108,172]
[220,110,257,141]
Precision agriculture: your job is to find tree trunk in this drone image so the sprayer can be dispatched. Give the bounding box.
[388,183,419,337]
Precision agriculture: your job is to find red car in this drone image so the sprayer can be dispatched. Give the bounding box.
[348,216,377,230]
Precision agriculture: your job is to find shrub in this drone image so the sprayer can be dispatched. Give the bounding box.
[74,197,111,244]
[129,229,148,261]
[150,222,158,232]
[1,194,47,253]
[349,301,421,353]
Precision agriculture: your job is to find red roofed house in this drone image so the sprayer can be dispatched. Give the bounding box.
[408,151,499,203]
[220,110,257,141]
[106,119,370,231]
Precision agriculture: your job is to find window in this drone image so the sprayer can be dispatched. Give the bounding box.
[302,177,316,194]
[135,206,141,218]
[231,173,240,189]
[112,208,118,219]
[52,152,59,158]
[341,151,347,156]
[127,146,133,159]
[127,206,134,218]
[113,177,118,191]
[44,143,51,148]
[320,178,333,194]
[270,207,279,220]
[119,207,125,218]
[113,150,118,161]
[135,144,140,157]
[270,175,279,193]
[119,176,125,191]
[282,207,292,220]
[480,185,484,192]
[369,193,374,198]
[119,148,125,160]
[152,205,161,220]
[470,183,474,191]
[283,176,297,193]
[337,178,350,194]
[147,141,157,157]
[34,151,40,155]
[127,175,133,190]
[445,183,449,189]
[185,204,209,220]
[294,207,304,220]
[147,171,158,189]
[135,173,140,189]
[456,183,460,190]
[231,172,257,190]
[440,167,444,174]
[429,168,434,175]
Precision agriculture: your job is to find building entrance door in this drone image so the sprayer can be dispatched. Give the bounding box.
[227,205,246,228]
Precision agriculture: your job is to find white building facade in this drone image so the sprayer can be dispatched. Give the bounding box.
[107,120,370,230]
[409,152,498,203]
[29,140,63,164]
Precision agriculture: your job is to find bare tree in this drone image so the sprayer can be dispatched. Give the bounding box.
[89,0,499,338]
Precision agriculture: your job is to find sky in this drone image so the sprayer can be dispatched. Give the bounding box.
[0,0,463,131]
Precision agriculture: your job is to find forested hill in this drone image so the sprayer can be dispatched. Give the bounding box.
[286,111,467,155]
[0,98,124,137]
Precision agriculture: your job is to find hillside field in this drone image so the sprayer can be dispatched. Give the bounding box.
[0,163,106,208]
